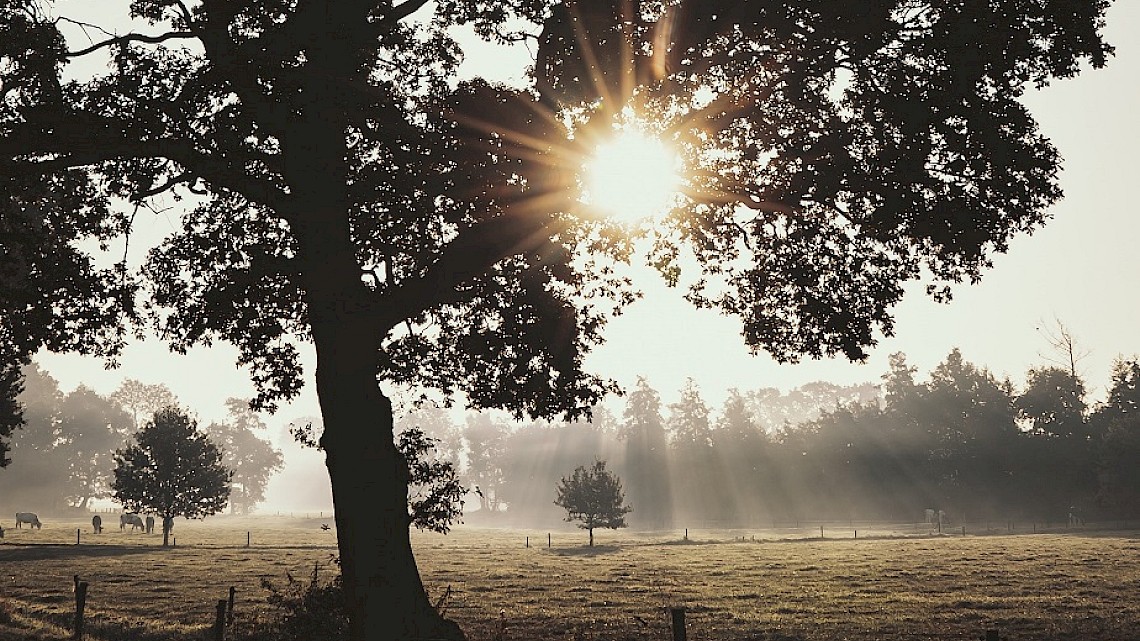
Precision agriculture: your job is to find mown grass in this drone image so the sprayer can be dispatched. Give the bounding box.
[1,515,1138,640]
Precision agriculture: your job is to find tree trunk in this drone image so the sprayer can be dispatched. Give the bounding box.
[315,327,465,641]
[284,47,464,637]
[588,526,594,547]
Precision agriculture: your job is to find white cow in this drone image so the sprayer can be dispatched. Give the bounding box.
[120,513,145,531]
[15,512,42,529]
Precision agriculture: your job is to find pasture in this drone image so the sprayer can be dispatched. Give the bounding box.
[0,515,1138,640]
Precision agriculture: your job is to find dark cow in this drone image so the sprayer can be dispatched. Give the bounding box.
[120,513,145,531]
[15,512,41,529]
[145,515,155,534]
[92,514,103,534]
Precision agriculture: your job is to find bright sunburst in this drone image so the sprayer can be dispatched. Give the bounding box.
[581,129,682,224]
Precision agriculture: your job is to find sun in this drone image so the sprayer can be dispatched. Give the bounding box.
[581,129,682,224]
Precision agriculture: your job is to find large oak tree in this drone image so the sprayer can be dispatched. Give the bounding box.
[0,0,1112,639]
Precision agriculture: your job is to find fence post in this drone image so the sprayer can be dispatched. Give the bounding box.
[670,607,687,641]
[227,586,236,626]
[76,528,80,545]
[246,531,250,548]
[214,599,227,641]
[525,536,529,548]
[820,525,824,539]
[73,576,88,640]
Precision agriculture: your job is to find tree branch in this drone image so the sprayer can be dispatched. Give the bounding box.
[1,117,290,214]
[66,31,197,58]
[378,0,433,28]
[379,211,559,328]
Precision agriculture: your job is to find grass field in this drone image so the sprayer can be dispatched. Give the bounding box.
[1,515,1138,640]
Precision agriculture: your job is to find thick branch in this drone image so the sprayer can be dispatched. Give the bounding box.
[1,117,290,214]
[378,0,433,29]
[379,211,557,327]
[66,31,196,58]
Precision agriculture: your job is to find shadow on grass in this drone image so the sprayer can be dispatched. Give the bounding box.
[547,544,621,557]
[0,543,165,562]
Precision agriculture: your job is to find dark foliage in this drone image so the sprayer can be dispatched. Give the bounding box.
[249,563,348,641]
[555,459,631,545]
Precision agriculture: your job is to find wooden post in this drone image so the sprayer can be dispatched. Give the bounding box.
[820,525,824,538]
[854,530,857,539]
[684,528,688,541]
[214,599,227,641]
[73,577,88,640]
[246,531,250,548]
[670,607,687,641]
[76,528,80,545]
[227,586,236,626]
[548,533,551,548]
[961,526,965,536]
[525,536,529,548]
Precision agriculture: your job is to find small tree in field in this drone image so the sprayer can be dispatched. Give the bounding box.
[555,460,631,547]
[113,407,231,546]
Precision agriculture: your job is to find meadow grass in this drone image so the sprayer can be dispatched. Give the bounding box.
[1,515,1138,640]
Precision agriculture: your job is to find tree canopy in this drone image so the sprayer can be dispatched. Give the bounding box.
[112,406,231,546]
[205,397,284,514]
[0,1,1114,639]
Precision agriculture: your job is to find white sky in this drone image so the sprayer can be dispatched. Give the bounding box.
[30,2,1140,510]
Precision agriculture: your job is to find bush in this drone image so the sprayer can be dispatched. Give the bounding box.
[234,561,347,641]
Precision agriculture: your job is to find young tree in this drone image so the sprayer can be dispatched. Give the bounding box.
[0,1,1113,639]
[554,459,632,546]
[112,407,230,546]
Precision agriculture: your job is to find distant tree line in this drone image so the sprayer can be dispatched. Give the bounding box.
[400,350,1140,528]
[0,363,282,515]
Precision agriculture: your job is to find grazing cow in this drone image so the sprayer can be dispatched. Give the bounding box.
[120,513,145,531]
[145,515,155,534]
[15,512,41,529]
[92,515,103,534]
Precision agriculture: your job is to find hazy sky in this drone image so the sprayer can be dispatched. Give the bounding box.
[31,2,1140,509]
